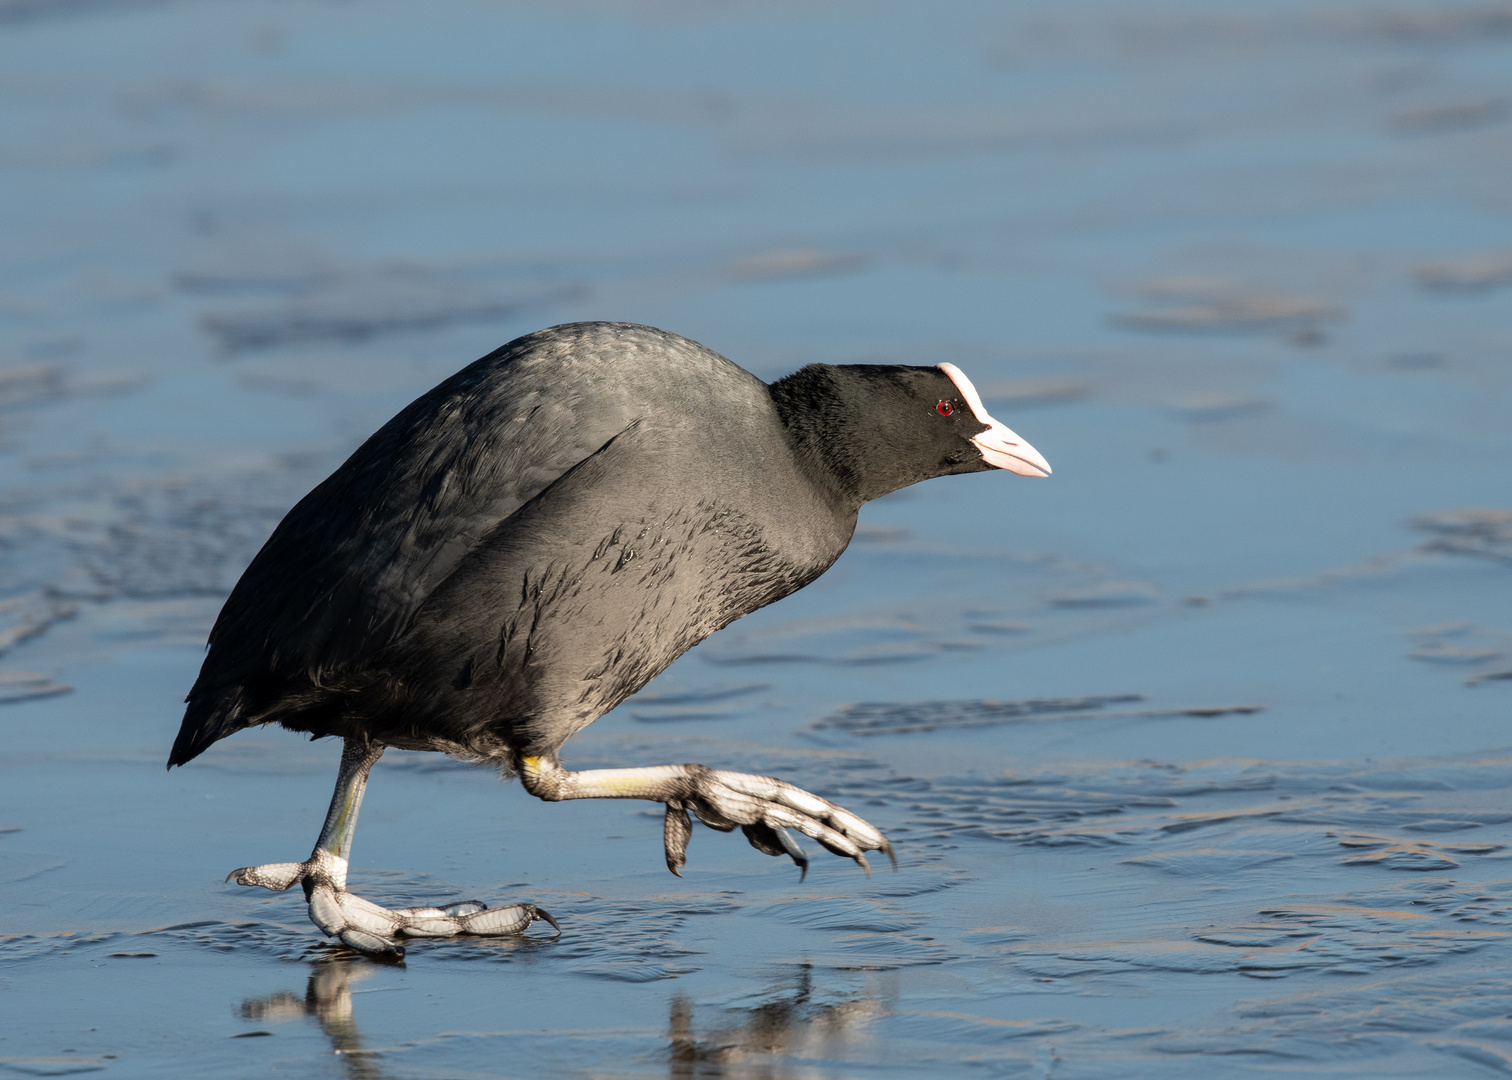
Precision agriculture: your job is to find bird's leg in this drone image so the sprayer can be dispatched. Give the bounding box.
[228,737,557,959]
[519,756,894,879]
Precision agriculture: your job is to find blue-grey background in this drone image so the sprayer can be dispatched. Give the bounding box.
[2,1,1511,1076]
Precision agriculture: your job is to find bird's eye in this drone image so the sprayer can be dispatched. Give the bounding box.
[936,400,955,417]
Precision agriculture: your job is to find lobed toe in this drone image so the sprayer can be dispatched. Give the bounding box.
[337,892,404,936]
[307,885,347,937]
[228,861,306,891]
[461,904,539,936]
[339,928,405,960]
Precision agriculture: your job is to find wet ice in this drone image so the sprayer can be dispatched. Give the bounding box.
[3,0,1512,1077]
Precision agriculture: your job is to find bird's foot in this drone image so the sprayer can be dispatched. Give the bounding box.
[227,853,559,960]
[662,767,896,880]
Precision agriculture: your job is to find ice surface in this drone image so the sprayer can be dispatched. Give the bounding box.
[2,0,1512,1076]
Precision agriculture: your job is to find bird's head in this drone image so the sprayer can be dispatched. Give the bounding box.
[768,360,1051,505]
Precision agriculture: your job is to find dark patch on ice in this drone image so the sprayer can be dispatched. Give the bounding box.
[199,270,582,351]
[1046,581,1158,607]
[1123,849,1292,876]
[0,1059,108,1077]
[1408,623,1512,686]
[1336,834,1503,871]
[725,250,869,280]
[814,696,1260,736]
[0,672,71,704]
[0,365,146,416]
[817,694,1141,733]
[0,366,68,411]
[1113,295,1343,335]
[965,619,1031,635]
[701,612,985,666]
[1392,98,1508,134]
[1415,252,1512,291]
[627,681,770,723]
[1412,507,1512,565]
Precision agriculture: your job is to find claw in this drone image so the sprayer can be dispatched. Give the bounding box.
[881,840,898,871]
[529,905,562,937]
[776,827,810,882]
[664,803,692,876]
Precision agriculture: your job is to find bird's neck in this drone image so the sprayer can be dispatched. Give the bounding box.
[767,364,908,509]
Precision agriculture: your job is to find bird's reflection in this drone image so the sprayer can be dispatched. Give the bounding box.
[669,965,892,1079]
[240,958,388,1080]
[239,958,887,1080]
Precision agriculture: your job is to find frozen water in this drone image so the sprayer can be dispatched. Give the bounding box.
[2,0,1512,1076]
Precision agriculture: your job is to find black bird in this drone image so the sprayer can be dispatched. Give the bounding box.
[169,322,1050,957]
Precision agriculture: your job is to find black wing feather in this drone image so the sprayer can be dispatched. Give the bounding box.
[170,324,658,765]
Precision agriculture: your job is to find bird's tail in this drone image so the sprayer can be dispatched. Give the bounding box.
[168,683,254,768]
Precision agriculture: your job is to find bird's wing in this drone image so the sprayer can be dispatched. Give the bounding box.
[382,413,828,758]
[185,334,643,711]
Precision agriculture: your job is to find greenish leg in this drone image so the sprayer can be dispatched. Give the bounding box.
[307,739,385,891]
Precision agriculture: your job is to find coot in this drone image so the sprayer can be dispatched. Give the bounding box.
[170,322,1050,957]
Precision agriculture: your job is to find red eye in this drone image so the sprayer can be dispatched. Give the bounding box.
[936,400,954,417]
